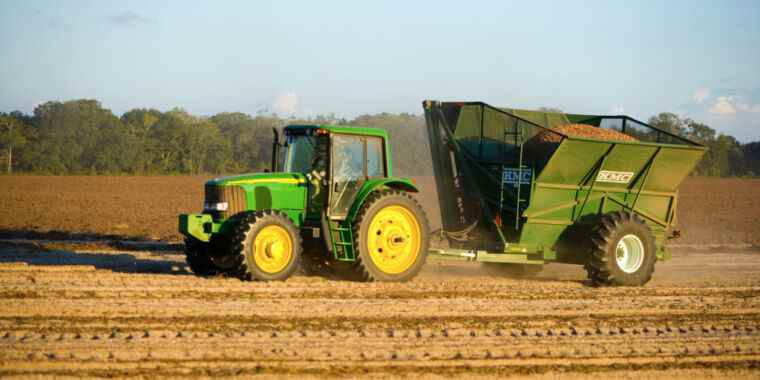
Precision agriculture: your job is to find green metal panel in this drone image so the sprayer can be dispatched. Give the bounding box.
[205,172,308,229]
[345,177,419,222]
[209,172,306,187]
[237,182,306,218]
[178,213,213,242]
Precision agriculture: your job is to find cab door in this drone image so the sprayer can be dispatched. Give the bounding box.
[328,134,386,219]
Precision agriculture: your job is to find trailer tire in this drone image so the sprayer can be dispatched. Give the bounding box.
[352,190,429,282]
[586,211,656,286]
[229,210,302,281]
[184,237,218,276]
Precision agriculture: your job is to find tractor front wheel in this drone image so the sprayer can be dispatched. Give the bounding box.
[229,210,302,281]
[586,211,656,286]
[352,191,429,282]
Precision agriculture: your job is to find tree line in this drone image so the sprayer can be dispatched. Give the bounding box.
[0,99,757,177]
[0,99,432,176]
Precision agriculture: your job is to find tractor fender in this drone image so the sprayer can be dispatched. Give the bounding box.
[346,178,419,222]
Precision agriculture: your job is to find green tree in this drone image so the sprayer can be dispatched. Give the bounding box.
[0,113,29,173]
[685,120,716,144]
[707,134,742,177]
[739,142,760,176]
[23,100,126,174]
[150,109,232,174]
[648,112,687,137]
[121,108,162,173]
[211,112,281,172]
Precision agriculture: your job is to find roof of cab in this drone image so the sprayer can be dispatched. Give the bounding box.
[284,124,388,139]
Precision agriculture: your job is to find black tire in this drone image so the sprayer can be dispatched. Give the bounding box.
[482,263,543,278]
[352,190,429,282]
[207,234,239,275]
[229,210,302,281]
[184,237,218,276]
[586,211,656,286]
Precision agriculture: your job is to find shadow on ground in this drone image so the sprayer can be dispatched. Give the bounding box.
[0,229,182,251]
[0,240,190,276]
[0,229,146,242]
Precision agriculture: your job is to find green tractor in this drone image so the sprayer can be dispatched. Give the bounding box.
[179,125,429,282]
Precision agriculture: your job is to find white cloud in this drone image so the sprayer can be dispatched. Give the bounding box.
[610,106,625,114]
[708,96,737,115]
[736,102,760,113]
[692,88,710,104]
[273,92,298,115]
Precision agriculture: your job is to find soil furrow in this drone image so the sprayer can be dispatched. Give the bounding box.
[1,243,760,378]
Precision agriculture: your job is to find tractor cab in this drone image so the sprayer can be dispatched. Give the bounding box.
[278,125,390,221]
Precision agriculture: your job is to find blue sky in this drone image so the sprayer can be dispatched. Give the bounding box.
[1,0,759,141]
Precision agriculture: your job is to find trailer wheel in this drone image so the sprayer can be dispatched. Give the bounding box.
[184,237,218,276]
[586,211,656,286]
[229,210,302,281]
[352,191,429,282]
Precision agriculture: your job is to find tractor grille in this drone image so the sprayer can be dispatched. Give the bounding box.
[205,184,248,219]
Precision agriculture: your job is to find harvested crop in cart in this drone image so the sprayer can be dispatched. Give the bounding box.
[525,123,638,161]
[534,123,639,143]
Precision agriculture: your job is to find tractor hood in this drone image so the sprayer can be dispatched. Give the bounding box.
[206,172,306,187]
[203,172,308,221]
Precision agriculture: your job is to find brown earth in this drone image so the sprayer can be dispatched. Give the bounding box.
[0,242,758,378]
[0,175,210,241]
[0,175,758,245]
[1,175,759,378]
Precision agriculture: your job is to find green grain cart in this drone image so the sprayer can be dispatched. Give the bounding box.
[423,100,707,285]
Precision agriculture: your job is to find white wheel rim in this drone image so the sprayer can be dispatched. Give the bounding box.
[615,234,645,274]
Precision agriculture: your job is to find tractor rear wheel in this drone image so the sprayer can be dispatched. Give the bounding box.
[184,237,218,276]
[352,191,429,282]
[586,211,656,286]
[229,210,302,281]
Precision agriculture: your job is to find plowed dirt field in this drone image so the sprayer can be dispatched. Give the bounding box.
[1,175,758,377]
[0,175,758,245]
[1,241,758,378]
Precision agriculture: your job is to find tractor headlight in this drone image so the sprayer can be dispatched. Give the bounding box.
[204,202,229,211]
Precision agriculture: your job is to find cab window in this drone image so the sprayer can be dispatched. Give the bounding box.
[366,136,385,177]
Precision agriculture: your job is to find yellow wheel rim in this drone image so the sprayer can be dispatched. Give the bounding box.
[367,205,421,274]
[252,225,293,274]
